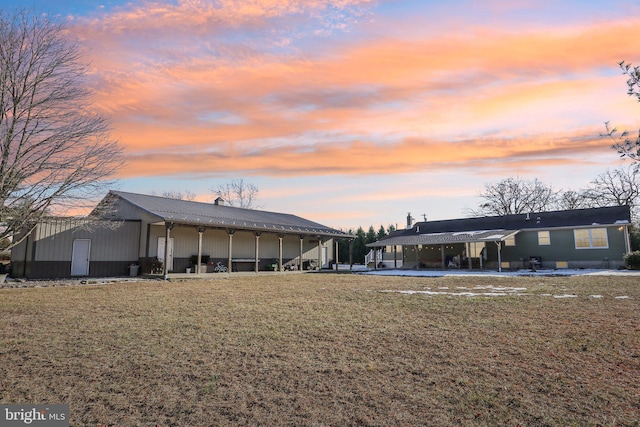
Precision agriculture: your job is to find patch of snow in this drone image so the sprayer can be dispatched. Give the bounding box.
[357,267,640,278]
[615,296,630,299]
[381,290,529,297]
[553,294,578,299]
[590,295,603,299]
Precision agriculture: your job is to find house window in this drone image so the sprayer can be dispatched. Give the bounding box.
[574,228,608,249]
[504,236,516,246]
[537,231,550,246]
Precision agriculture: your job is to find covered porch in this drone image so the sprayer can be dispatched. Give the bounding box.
[366,229,520,272]
[147,220,354,278]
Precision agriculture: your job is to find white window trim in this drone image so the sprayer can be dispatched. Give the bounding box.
[537,231,550,246]
[574,228,609,249]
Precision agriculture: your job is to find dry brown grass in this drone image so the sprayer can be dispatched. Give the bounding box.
[1,273,639,426]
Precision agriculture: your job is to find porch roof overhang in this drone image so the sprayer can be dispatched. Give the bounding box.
[367,229,520,248]
[151,218,351,239]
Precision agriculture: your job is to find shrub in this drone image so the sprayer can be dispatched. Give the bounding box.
[624,251,640,269]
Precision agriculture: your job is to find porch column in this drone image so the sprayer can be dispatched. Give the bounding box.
[349,238,354,271]
[227,229,235,273]
[197,226,205,274]
[467,242,472,270]
[393,245,397,269]
[373,247,378,270]
[299,236,304,270]
[317,237,322,270]
[415,245,420,270]
[496,241,502,273]
[440,244,445,270]
[335,239,339,271]
[254,232,261,273]
[163,222,173,280]
[278,234,284,272]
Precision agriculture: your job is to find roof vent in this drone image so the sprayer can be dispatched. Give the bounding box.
[407,212,413,229]
[214,197,225,206]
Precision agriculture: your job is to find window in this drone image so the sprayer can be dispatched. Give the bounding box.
[574,228,608,249]
[504,236,516,246]
[537,231,550,246]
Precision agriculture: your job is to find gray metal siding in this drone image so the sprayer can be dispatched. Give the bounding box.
[29,219,140,262]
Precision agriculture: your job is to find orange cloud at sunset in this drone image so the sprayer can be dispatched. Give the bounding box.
[47,0,640,226]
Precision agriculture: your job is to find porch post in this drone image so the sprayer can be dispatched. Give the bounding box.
[278,234,284,272]
[415,245,420,270]
[317,237,322,270]
[163,222,173,280]
[467,242,472,270]
[197,226,205,274]
[441,244,445,270]
[254,232,261,273]
[349,238,353,271]
[227,229,235,273]
[393,245,397,269]
[496,241,502,273]
[299,236,304,270]
[373,247,378,270]
[335,239,339,271]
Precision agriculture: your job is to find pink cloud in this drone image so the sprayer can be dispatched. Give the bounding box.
[65,2,640,184]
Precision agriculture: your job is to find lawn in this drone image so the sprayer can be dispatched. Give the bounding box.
[1,273,638,426]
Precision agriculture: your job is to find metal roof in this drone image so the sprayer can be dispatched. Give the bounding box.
[369,205,631,247]
[372,229,520,247]
[107,191,351,238]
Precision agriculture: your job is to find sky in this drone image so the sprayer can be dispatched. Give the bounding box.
[5,0,640,231]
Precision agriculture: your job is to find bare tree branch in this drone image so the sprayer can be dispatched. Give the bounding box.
[211,178,260,209]
[467,177,555,216]
[581,166,640,221]
[605,61,640,162]
[0,10,123,251]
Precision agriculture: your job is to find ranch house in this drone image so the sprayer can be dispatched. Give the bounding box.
[366,206,632,271]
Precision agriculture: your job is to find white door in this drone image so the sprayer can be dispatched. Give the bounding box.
[157,237,174,272]
[71,239,91,276]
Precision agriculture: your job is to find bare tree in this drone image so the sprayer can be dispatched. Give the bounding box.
[604,61,640,163]
[0,10,123,251]
[212,178,260,209]
[468,177,555,216]
[554,190,589,211]
[581,166,640,219]
[152,190,196,201]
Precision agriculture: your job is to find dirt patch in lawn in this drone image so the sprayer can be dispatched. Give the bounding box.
[1,274,638,426]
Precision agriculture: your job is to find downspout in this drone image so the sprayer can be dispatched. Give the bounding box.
[624,224,631,255]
